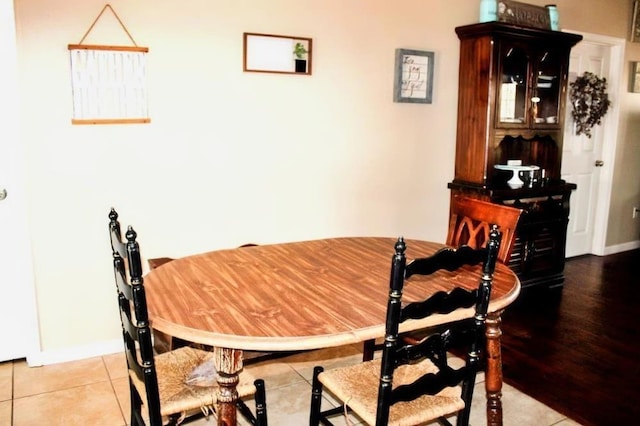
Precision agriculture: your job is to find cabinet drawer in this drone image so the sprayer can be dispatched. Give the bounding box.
[508,215,568,288]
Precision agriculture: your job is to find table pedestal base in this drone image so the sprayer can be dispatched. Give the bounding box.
[214,347,243,426]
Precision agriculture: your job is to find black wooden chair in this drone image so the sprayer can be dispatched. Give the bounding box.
[309,227,501,426]
[108,208,268,425]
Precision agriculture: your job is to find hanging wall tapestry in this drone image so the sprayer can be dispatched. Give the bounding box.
[68,4,150,125]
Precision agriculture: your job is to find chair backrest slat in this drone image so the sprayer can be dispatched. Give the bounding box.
[406,245,488,277]
[114,255,132,300]
[400,286,477,320]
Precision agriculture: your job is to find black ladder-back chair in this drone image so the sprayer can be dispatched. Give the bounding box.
[310,226,501,426]
[108,208,268,426]
[362,198,521,362]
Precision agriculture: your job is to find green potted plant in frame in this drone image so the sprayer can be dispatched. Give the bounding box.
[293,42,308,73]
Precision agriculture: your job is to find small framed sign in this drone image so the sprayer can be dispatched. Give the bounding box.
[631,62,640,92]
[393,49,434,104]
[497,1,550,30]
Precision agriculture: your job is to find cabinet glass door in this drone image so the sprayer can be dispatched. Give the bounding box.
[498,44,529,126]
[533,49,562,126]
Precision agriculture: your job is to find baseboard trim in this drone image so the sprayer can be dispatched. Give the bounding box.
[602,240,640,256]
[27,339,123,367]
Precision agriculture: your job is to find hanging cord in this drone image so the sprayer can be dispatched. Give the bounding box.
[77,3,138,46]
[343,397,353,426]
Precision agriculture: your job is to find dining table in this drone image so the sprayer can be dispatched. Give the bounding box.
[144,237,520,426]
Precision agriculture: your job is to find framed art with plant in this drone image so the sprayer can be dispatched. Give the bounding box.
[243,33,312,75]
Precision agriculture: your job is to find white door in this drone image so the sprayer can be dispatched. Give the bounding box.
[561,33,623,257]
[0,0,40,363]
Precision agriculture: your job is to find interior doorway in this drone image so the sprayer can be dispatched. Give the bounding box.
[561,31,625,257]
[0,0,40,364]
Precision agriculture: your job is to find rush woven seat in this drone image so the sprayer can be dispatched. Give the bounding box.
[310,228,501,426]
[108,208,267,425]
[127,345,260,418]
[316,357,464,425]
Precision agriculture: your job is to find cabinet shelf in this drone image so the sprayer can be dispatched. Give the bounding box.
[448,181,576,200]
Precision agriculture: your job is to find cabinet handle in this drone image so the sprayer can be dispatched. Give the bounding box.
[524,240,536,264]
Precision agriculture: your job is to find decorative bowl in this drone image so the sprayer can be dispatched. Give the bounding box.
[494,164,540,188]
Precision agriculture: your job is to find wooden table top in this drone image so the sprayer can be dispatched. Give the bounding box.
[144,237,520,351]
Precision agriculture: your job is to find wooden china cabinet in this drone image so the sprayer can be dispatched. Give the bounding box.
[448,22,582,289]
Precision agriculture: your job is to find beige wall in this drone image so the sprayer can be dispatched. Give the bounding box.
[612,25,640,246]
[12,0,640,356]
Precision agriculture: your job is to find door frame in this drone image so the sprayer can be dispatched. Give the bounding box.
[1,0,41,365]
[563,30,625,256]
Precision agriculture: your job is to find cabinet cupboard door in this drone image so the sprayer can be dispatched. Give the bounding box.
[532,49,564,127]
[497,42,566,129]
[497,43,529,126]
[510,221,566,275]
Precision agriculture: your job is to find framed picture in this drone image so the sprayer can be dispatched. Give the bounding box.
[243,33,312,75]
[393,49,434,104]
[631,62,640,92]
[632,1,640,42]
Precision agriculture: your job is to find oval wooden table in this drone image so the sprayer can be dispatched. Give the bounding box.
[144,237,520,426]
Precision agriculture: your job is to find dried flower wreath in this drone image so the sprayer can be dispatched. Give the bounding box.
[569,71,611,138]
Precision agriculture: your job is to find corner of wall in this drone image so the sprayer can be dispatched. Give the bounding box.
[27,339,123,366]
[601,240,640,256]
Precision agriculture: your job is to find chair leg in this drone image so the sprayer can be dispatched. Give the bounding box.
[237,400,256,425]
[485,312,504,426]
[362,339,375,361]
[457,379,474,426]
[236,379,268,426]
[255,379,268,426]
[309,366,324,425]
[166,414,182,425]
[129,381,144,426]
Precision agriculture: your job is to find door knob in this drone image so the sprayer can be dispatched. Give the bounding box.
[595,160,604,167]
[0,188,6,200]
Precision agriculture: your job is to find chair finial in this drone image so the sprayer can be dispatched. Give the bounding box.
[395,237,406,255]
[483,224,501,275]
[487,224,501,253]
[109,207,118,222]
[125,225,137,242]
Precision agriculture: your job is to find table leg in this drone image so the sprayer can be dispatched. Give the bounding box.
[213,347,243,426]
[485,311,504,426]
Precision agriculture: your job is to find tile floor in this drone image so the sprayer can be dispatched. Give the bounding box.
[0,343,582,426]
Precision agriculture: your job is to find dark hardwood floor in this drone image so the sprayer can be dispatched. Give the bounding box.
[501,248,640,426]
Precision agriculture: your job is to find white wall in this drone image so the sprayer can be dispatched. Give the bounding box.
[12,0,639,360]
